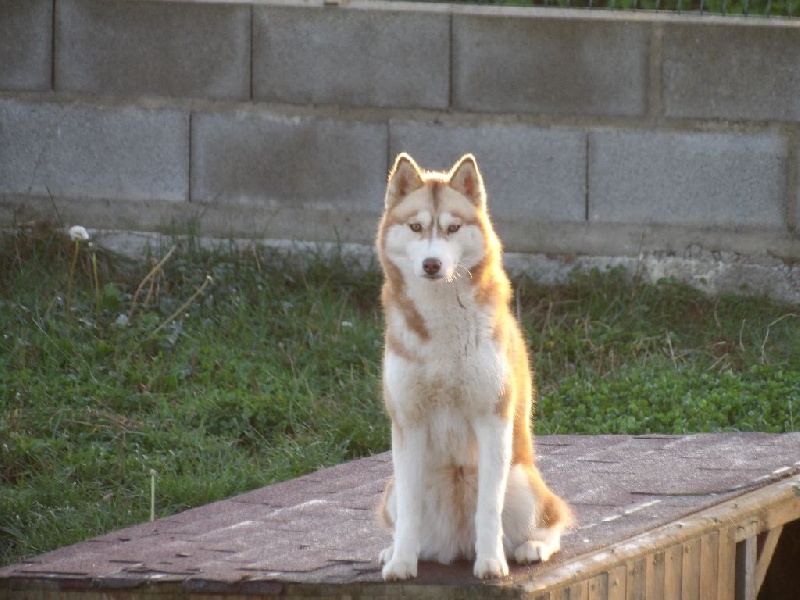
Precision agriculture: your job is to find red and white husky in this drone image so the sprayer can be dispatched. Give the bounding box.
[376,153,572,580]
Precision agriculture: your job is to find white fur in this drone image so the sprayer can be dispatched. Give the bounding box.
[380,230,514,579]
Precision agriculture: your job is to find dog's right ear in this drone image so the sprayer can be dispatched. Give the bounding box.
[385,153,424,209]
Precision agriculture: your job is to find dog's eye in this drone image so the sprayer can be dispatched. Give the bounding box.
[447,224,461,234]
[409,223,422,233]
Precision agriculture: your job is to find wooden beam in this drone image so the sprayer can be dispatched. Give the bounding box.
[755,525,784,594]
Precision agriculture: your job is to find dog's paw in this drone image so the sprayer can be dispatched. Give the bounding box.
[473,555,509,579]
[514,540,556,564]
[378,545,393,565]
[382,556,418,581]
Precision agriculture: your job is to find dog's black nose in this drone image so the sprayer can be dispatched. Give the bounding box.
[423,258,442,277]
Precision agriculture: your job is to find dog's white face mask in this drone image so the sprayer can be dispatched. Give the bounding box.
[381,156,486,284]
[383,194,485,283]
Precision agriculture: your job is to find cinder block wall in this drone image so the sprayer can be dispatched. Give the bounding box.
[1,0,799,263]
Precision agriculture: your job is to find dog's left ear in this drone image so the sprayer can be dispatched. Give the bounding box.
[449,154,485,207]
[386,153,424,209]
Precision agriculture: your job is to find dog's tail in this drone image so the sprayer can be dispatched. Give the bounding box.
[376,477,396,528]
[526,464,575,530]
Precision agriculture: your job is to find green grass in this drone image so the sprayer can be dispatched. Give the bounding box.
[1,224,798,566]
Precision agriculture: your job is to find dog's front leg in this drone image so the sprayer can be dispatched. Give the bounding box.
[473,415,512,579]
[382,423,426,580]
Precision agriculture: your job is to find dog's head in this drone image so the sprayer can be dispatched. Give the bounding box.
[378,153,490,283]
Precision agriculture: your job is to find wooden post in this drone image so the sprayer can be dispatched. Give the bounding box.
[735,536,757,600]
[718,525,738,600]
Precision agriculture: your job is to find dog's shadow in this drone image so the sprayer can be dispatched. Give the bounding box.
[401,559,543,585]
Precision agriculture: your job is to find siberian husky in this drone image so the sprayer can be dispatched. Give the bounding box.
[376,153,572,580]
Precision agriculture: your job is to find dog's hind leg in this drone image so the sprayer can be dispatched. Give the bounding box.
[378,478,396,566]
[502,464,572,564]
[512,527,562,563]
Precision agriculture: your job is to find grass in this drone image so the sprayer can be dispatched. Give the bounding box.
[1,223,798,566]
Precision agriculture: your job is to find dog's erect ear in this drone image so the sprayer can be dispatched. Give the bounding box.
[385,153,424,209]
[449,154,485,207]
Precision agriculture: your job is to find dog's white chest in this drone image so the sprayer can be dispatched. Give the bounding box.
[421,314,498,391]
[385,285,507,428]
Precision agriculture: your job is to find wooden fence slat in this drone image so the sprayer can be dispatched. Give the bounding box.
[645,551,665,600]
[663,544,682,600]
[626,558,646,600]
[699,530,719,600]
[718,525,737,600]
[682,537,701,600]
[567,579,590,600]
[735,535,757,600]
[607,565,627,600]
[587,573,608,600]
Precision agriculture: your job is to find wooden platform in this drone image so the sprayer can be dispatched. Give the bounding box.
[2,433,799,599]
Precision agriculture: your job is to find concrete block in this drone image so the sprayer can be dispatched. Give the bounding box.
[588,130,788,229]
[192,109,388,214]
[55,0,250,100]
[389,121,586,222]
[662,22,800,122]
[795,150,800,234]
[452,13,649,116]
[0,0,52,91]
[253,6,449,109]
[0,98,189,202]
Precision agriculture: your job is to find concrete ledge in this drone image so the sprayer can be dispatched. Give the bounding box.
[452,13,650,116]
[78,228,800,307]
[253,5,450,109]
[94,228,800,305]
[191,108,388,212]
[506,251,800,306]
[0,195,383,246]
[0,98,189,202]
[389,120,586,222]
[55,0,250,100]
[588,129,788,228]
[5,193,800,261]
